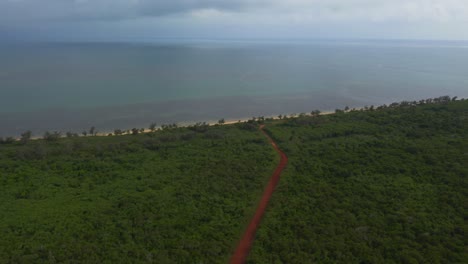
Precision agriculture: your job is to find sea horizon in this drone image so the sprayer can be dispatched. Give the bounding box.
[1,39,468,137]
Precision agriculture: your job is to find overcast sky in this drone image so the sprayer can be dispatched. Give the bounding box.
[1,0,468,42]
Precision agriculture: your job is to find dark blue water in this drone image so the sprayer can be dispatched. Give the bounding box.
[1,40,467,136]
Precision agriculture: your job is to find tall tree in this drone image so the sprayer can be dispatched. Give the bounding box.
[149,123,157,132]
[20,130,32,144]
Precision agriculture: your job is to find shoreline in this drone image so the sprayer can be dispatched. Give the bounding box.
[6,95,463,141]
[19,110,337,141]
[94,110,338,137]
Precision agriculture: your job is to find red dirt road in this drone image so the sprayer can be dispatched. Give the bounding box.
[230,125,288,264]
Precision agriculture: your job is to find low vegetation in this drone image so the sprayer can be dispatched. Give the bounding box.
[248,98,467,263]
[0,96,466,263]
[0,125,277,263]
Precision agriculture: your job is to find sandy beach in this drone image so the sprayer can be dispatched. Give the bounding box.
[21,110,339,141]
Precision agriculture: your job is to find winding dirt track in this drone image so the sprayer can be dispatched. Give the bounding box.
[230,125,288,264]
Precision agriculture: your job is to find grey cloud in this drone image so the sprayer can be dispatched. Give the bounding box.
[1,0,468,41]
[0,0,262,23]
[2,0,467,24]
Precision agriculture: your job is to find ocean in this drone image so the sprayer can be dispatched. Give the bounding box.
[1,39,468,137]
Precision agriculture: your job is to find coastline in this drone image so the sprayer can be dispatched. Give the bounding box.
[9,95,462,141]
[93,110,338,137]
[21,110,337,141]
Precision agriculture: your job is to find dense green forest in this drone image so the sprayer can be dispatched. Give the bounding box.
[249,99,467,263]
[0,124,277,263]
[0,97,466,263]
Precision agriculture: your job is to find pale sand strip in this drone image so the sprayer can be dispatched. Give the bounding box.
[21,110,341,140]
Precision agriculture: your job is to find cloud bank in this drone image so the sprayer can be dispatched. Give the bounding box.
[1,0,468,41]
